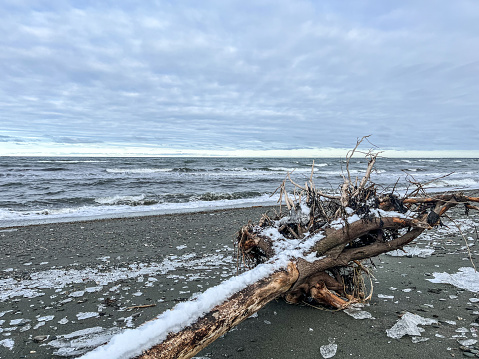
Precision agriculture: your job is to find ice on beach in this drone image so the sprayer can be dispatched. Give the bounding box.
[343,303,375,320]
[70,290,86,297]
[0,338,14,350]
[48,326,123,357]
[427,267,479,293]
[457,339,477,346]
[378,294,394,299]
[320,341,337,358]
[0,252,232,302]
[386,245,434,258]
[37,315,55,322]
[76,312,100,320]
[176,245,187,250]
[386,312,438,339]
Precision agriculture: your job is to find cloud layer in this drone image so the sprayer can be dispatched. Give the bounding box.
[1,0,478,155]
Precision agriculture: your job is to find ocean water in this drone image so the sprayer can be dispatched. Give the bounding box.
[0,157,477,226]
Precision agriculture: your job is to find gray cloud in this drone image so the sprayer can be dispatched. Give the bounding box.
[0,0,478,154]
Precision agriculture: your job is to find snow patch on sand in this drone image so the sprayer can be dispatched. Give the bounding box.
[0,338,14,350]
[427,267,479,292]
[387,245,434,258]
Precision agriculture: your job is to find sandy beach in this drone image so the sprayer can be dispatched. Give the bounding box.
[1,205,478,358]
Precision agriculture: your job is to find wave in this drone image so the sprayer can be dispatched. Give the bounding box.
[106,168,172,174]
[425,178,479,189]
[95,194,158,206]
[37,160,108,163]
[0,193,279,226]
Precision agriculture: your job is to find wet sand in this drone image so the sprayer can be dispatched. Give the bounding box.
[1,205,478,358]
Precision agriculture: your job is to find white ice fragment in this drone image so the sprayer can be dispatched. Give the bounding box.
[85,286,102,293]
[58,317,69,325]
[411,336,430,343]
[343,304,375,320]
[19,323,31,332]
[0,338,14,350]
[387,246,434,258]
[49,326,123,357]
[469,298,479,303]
[263,320,271,325]
[70,290,85,297]
[402,288,412,293]
[10,318,30,326]
[386,312,438,339]
[320,342,337,358]
[249,312,258,319]
[378,294,394,299]
[428,267,479,292]
[457,338,477,346]
[76,312,100,320]
[444,320,457,325]
[176,245,187,250]
[37,315,55,322]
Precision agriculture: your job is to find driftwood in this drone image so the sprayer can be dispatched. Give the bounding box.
[136,138,479,359]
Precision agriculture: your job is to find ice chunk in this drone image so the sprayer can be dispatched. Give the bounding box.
[386,312,438,339]
[428,267,479,292]
[49,327,123,357]
[457,338,477,346]
[76,312,99,320]
[343,304,375,320]
[387,246,434,258]
[0,338,14,350]
[320,342,337,358]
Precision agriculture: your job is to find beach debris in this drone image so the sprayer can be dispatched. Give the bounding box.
[33,335,49,343]
[320,338,338,358]
[48,326,123,357]
[427,267,479,293]
[386,312,438,339]
[77,137,479,359]
[0,338,14,350]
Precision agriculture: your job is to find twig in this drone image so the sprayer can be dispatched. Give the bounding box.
[127,304,156,310]
[445,214,477,272]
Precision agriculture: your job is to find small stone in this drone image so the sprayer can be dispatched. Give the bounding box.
[33,335,48,343]
[463,352,475,357]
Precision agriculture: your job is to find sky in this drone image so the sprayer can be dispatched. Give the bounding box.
[0,0,478,157]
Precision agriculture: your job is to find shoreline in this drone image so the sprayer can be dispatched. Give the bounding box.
[2,187,478,230]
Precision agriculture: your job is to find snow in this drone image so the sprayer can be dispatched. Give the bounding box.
[386,245,434,258]
[427,267,479,292]
[457,339,477,346]
[76,312,100,320]
[49,327,123,357]
[0,338,14,350]
[386,312,438,339]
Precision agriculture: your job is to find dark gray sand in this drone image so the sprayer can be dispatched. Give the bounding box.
[1,206,478,358]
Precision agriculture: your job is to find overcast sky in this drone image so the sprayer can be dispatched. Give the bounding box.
[1,0,478,157]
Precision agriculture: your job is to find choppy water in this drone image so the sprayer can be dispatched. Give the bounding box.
[0,157,477,226]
